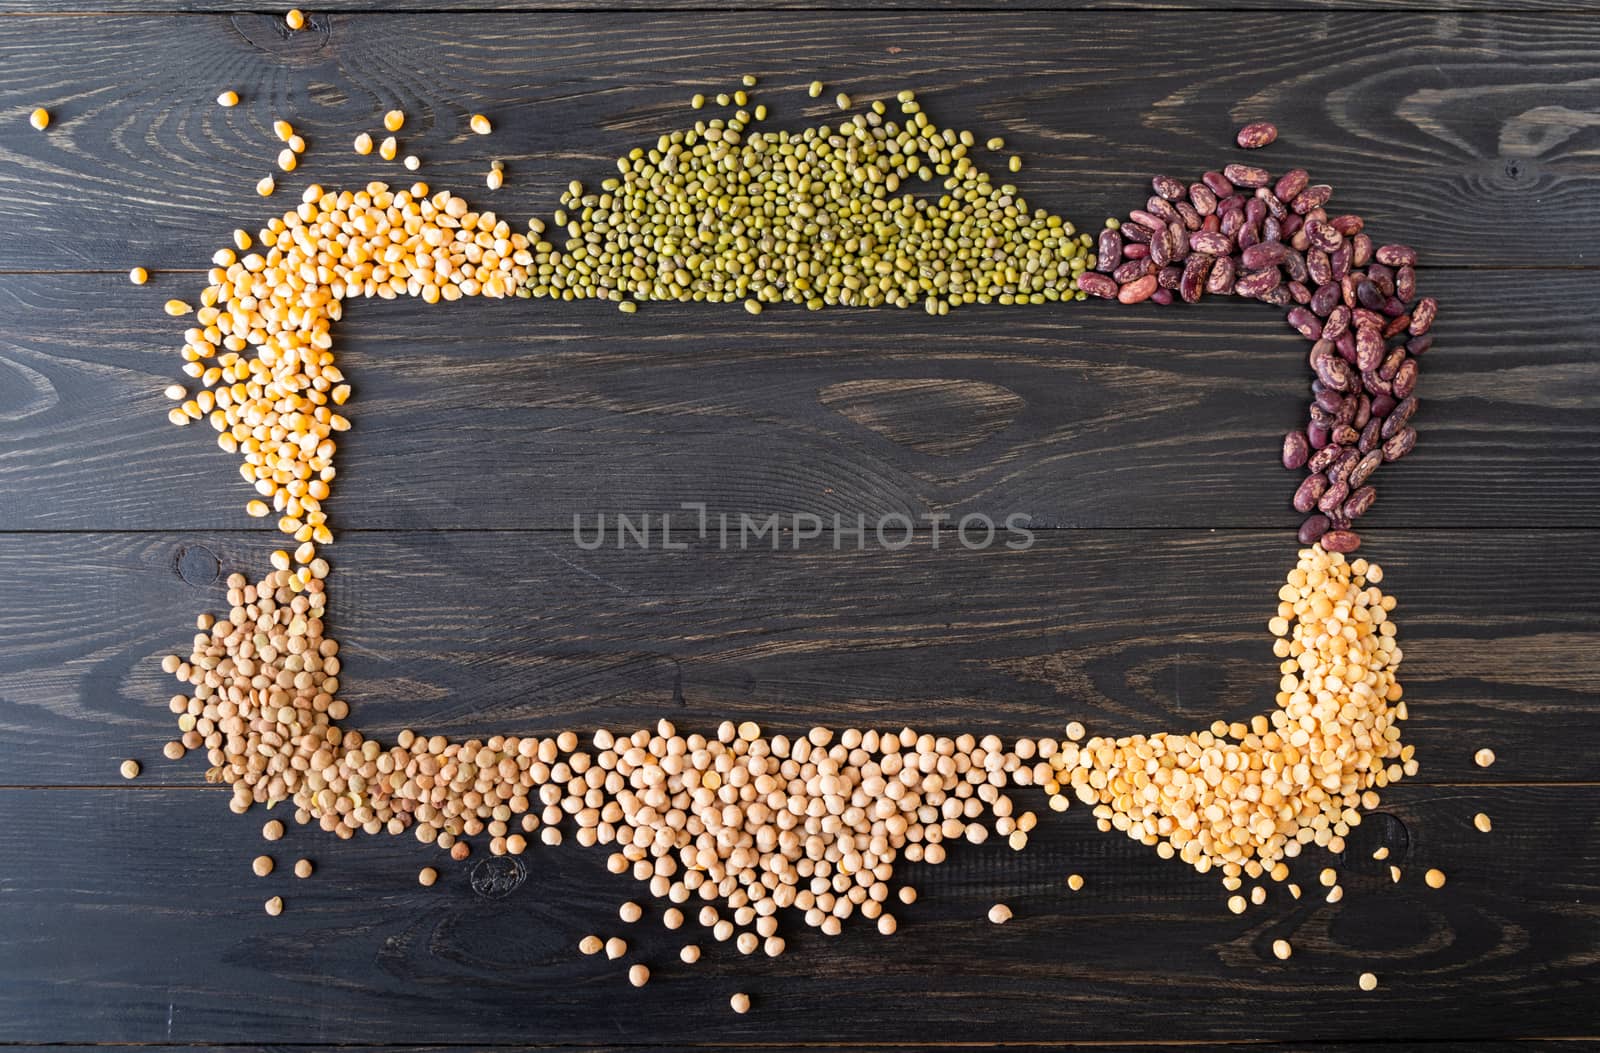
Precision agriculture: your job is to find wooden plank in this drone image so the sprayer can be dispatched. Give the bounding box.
[0,784,1593,1044]
[6,1,1600,12]
[1,14,1598,270]
[2,528,1594,787]
[2,269,1596,532]
[0,1043,1580,1049]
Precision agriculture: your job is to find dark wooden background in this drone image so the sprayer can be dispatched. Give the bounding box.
[1,3,1597,1050]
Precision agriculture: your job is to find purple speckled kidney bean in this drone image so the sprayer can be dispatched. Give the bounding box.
[1287,307,1322,340]
[1283,430,1310,469]
[1078,271,1118,299]
[1152,174,1186,201]
[1349,448,1384,489]
[1294,473,1329,513]
[1224,163,1271,187]
[1319,529,1362,553]
[1297,514,1332,545]
[1274,169,1309,203]
[1096,228,1123,273]
[1310,281,1341,317]
[1410,297,1437,336]
[1291,185,1332,214]
[1206,254,1237,294]
[1376,244,1417,267]
[1382,426,1417,462]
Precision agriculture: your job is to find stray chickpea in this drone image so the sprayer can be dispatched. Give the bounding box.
[627,963,649,987]
[1227,895,1246,915]
[877,914,897,936]
[619,901,642,923]
[163,740,185,760]
[1475,748,1496,768]
[987,903,1012,925]
[730,992,751,1014]
[679,944,701,964]
[579,935,603,955]
[417,866,438,887]
[1474,812,1492,833]
[1358,972,1379,992]
[294,859,313,878]
[261,819,284,841]
[119,759,140,779]
[898,886,917,905]
[1271,939,1292,960]
[264,896,284,916]
[252,855,274,877]
[605,937,627,960]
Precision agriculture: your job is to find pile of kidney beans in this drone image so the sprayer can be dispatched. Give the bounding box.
[1079,136,1436,554]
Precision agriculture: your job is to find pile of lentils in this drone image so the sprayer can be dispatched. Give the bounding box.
[162,568,1050,952]
[1082,123,1437,555]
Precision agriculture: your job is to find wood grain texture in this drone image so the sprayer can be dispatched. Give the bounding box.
[2,8,1597,1049]
[1,13,1599,270]
[1,269,1596,532]
[7,0,1600,12]
[1,528,1594,787]
[0,784,1594,1045]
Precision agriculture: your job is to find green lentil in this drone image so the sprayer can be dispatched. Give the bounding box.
[987,136,1005,150]
[742,74,758,87]
[808,80,825,98]
[691,94,705,110]
[835,92,852,110]
[1009,155,1022,173]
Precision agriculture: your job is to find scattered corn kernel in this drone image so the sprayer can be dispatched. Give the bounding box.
[1358,972,1378,991]
[383,109,404,132]
[163,299,192,316]
[470,113,491,135]
[379,136,397,160]
[129,266,149,285]
[29,108,49,131]
[217,90,239,108]
[1271,939,1292,960]
[1425,868,1447,889]
[1474,812,1492,833]
[256,174,275,196]
[354,131,373,155]
[285,8,304,30]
